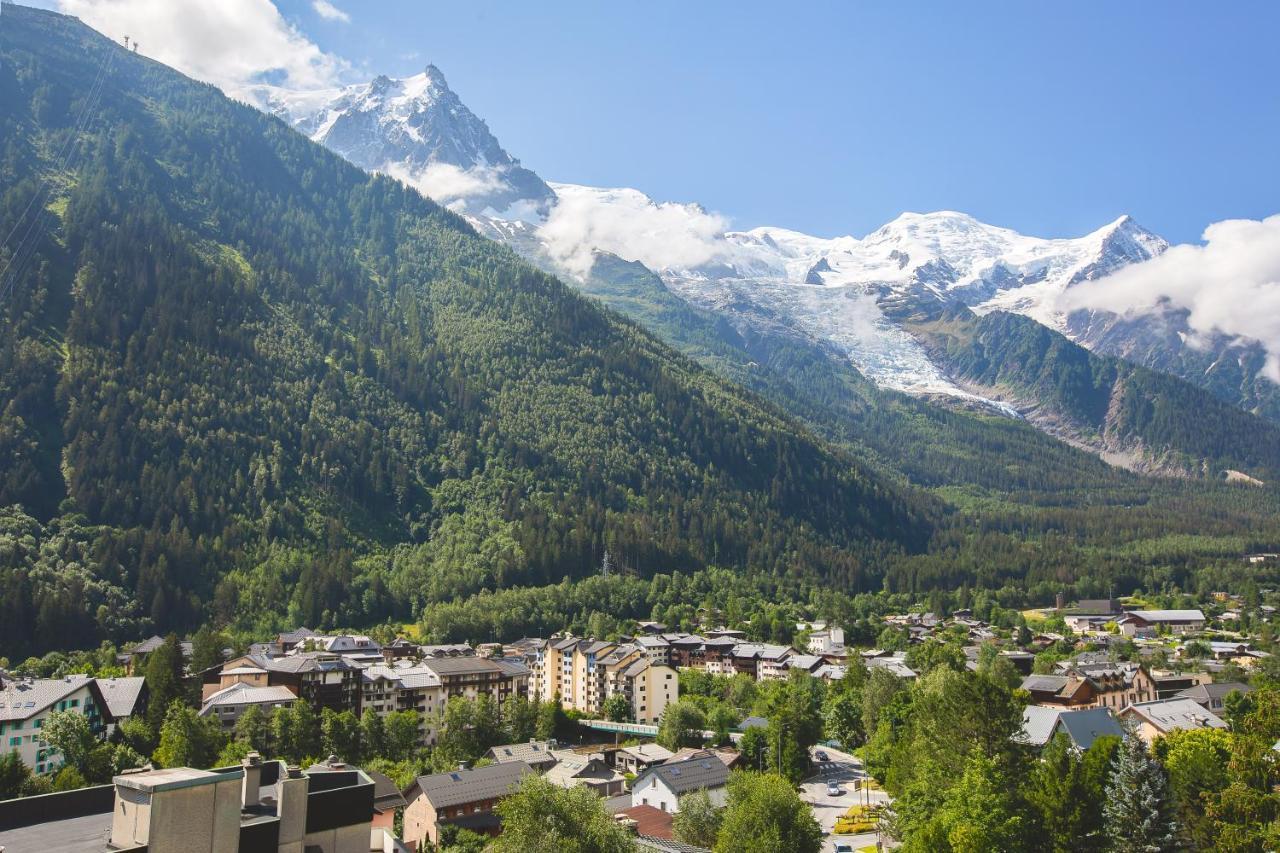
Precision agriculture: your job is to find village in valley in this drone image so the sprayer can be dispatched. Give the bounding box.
[2,575,1273,852]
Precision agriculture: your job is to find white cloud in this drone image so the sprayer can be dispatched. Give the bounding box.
[58,0,346,99]
[311,0,349,23]
[539,184,731,278]
[1062,214,1280,381]
[383,162,508,208]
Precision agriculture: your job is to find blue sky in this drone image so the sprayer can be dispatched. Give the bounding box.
[42,0,1280,243]
[263,0,1280,243]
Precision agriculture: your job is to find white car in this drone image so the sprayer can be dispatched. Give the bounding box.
[834,843,856,853]
[827,780,842,796]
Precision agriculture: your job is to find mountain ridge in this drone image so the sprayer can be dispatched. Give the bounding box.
[263,65,1280,430]
[0,4,929,655]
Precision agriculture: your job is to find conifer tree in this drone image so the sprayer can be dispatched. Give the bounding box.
[1104,733,1179,852]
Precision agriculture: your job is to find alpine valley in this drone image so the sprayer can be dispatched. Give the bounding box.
[1,5,1279,659]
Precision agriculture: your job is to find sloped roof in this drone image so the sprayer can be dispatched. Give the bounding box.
[1123,698,1228,734]
[1053,708,1123,751]
[1022,674,1070,694]
[1020,705,1063,747]
[1122,609,1205,623]
[421,656,504,677]
[619,743,675,763]
[491,658,531,678]
[364,768,408,812]
[485,740,560,766]
[198,683,297,714]
[619,805,675,840]
[407,761,534,809]
[96,677,146,719]
[0,675,96,722]
[1177,682,1252,702]
[361,664,441,690]
[635,755,729,795]
[544,756,622,788]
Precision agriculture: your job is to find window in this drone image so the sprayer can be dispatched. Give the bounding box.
[8,737,19,747]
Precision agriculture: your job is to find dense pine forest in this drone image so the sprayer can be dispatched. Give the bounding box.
[0,6,930,656]
[1,6,1279,657]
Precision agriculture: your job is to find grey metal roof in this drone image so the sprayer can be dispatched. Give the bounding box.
[1020,705,1063,746]
[1053,708,1124,751]
[1121,609,1206,623]
[408,761,534,809]
[544,756,622,787]
[0,675,94,722]
[1124,699,1229,733]
[619,743,674,763]
[635,754,729,795]
[128,635,166,654]
[1022,674,1070,694]
[491,658,531,677]
[361,664,442,690]
[623,658,654,678]
[199,683,297,714]
[96,676,146,719]
[365,768,409,811]
[421,656,504,677]
[1177,682,1253,701]
[485,740,560,766]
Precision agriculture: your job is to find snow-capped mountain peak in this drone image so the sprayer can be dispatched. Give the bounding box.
[256,66,554,217]
[258,63,1244,418]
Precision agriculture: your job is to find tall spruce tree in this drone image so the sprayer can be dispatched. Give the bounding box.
[1104,733,1179,852]
[143,634,187,731]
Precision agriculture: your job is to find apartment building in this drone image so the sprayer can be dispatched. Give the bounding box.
[360,663,444,744]
[0,674,109,776]
[517,638,679,722]
[213,652,364,715]
[421,656,523,706]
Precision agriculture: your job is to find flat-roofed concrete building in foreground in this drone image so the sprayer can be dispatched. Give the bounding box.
[0,752,391,853]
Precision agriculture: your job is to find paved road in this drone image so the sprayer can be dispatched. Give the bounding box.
[799,745,892,853]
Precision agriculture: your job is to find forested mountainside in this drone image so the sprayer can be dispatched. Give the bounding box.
[0,6,930,657]
[907,308,1280,479]
[2,7,1279,660]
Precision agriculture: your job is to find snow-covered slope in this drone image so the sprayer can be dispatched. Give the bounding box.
[259,65,1280,423]
[251,66,553,217]
[522,187,1166,402]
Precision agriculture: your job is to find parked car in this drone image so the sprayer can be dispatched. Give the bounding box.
[827,780,842,796]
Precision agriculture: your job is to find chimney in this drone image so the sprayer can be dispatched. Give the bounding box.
[241,752,262,808]
[277,765,309,852]
[110,767,243,853]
